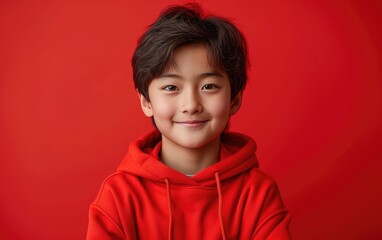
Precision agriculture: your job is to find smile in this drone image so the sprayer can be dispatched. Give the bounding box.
[174,120,208,128]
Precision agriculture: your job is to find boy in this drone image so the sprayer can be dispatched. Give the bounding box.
[87,3,291,240]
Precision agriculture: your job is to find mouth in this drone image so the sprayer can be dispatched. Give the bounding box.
[174,120,208,128]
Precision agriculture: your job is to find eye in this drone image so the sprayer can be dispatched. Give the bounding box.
[202,84,219,90]
[162,85,179,91]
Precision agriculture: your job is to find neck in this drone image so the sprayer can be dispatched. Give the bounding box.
[160,137,221,175]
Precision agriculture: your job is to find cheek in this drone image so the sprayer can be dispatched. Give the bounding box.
[150,97,175,118]
[206,96,232,118]
[147,87,175,118]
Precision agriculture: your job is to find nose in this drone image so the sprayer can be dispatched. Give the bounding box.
[180,88,202,114]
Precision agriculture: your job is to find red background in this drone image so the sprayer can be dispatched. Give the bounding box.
[1,0,381,239]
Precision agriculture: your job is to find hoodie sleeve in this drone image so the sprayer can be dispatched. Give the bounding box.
[86,204,125,240]
[251,180,292,240]
[86,174,129,240]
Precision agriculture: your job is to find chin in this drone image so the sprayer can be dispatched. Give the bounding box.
[179,136,220,149]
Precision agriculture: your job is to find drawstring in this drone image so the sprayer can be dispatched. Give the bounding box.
[165,175,226,240]
[215,172,227,240]
[164,178,173,240]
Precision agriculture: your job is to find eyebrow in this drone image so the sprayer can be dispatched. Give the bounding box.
[199,72,224,79]
[159,73,183,79]
[158,71,224,80]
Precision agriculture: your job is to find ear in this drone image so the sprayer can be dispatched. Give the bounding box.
[230,92,242,115]
[139,93,153,117]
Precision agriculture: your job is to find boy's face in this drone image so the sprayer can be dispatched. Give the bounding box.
[139,44,241,149]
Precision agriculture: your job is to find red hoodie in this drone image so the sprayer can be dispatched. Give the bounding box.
[86,131,291,240]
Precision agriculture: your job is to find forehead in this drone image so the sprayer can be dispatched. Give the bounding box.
[165,44,223,73]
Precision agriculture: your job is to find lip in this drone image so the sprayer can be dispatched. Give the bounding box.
[174,120,208,128]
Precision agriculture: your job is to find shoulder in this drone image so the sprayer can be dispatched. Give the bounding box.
[243,167,282,193]
[92,171,140,206]
[88,172,140,238]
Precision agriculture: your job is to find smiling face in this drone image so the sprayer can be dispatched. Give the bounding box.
[140,44,242,151]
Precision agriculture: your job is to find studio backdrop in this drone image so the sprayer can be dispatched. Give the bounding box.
[1,0,381,239]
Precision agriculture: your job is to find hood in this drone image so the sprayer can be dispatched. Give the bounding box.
[117,130,259,187]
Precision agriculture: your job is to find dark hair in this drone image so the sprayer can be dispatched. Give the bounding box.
[132,3,248,101]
